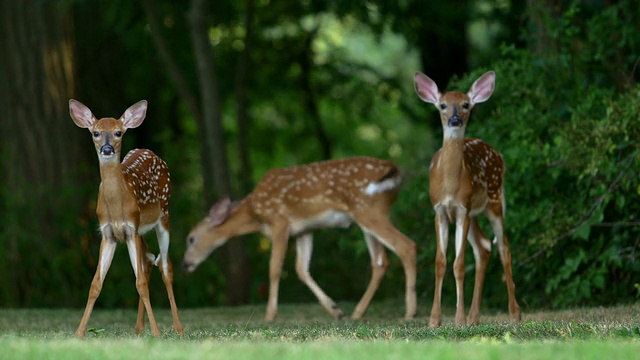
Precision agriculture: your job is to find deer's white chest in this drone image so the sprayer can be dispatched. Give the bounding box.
[434,196,486,223]
[434,197,461,222]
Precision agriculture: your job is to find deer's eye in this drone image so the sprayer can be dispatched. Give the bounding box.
[439,104,447,110]
[462,103,470,109]
[93,131,100,138]
[114,131,122,137]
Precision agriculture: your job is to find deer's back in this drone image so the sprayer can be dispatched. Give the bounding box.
[122,149,171,216]
[463,138,504,212]
[248,157,400,221]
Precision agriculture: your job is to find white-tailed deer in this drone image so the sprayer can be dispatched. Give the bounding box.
[414,71,521,327]
[182,157,417,321]
[69,99,183,337]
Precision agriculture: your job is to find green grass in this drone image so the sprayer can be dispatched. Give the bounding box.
[1,302,639,359]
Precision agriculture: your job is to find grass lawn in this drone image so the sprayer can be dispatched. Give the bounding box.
[0,302,638,359]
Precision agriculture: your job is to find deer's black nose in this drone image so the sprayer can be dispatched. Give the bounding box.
[100,144,115,156]
[181,261,193,273]
[448,115,463,127]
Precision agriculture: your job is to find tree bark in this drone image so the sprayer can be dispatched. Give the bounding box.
[143,0,251,305]
[187,0,251,305]
[0,0,89,305]
[235,0,255,194]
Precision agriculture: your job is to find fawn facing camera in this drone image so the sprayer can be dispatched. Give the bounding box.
[414,71,522,327]
[69,99,183,337]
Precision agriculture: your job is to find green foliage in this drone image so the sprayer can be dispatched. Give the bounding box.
[441,0,640,307]
[2,0,639,312]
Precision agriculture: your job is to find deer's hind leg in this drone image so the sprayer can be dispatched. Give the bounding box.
[466,217,491,325]
[353,211,417,320]
[295,233,345,319]
[351,231,389,320]
[126,229,161,336]
[135,241,154,334]
[486,204,521,323]
[155,218,184,335]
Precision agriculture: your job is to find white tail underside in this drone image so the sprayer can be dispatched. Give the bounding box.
[364,176,402,195]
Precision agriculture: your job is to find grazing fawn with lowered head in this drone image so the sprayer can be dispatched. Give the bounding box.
[414,71,521,327]
[182,157,417,321]
[69,99,183,337]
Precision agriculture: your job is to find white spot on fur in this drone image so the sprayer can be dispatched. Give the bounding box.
[364,176,401,195]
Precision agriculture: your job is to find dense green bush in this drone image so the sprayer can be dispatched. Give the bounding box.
[2,1,637,312]
[439,1,640,308]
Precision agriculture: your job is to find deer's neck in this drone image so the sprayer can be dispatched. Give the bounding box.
[99,159,129,196]
[97,158,135,229]
[220,200,263,238]
[438,138,466,181]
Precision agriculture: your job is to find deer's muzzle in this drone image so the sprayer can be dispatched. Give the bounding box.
[100,144,115,156]
[448,115,463,127]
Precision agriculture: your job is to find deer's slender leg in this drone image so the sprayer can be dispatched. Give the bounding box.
[355,211,417,320]
[155,219,184,334]
[265,222,289,321]
[127,230,161,336]
[430,212,449,328]
[351,231,389,320]
[487,204,521,323]
[466,217,491,325]
[75,229,117,337]
[134,249,153,334]
[453,212,470,326]
[295,233,345,319]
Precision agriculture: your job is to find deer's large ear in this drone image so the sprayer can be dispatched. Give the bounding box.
[69,99,96,129]
[208,198,234,227]
[121,100,148,129]
[414,72,441,105]
[468,71,495,105]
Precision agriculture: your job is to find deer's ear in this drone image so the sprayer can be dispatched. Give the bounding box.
[468,71,495,105]
[208,197,233,227]
[229,200,241,213]
[414,72,441,105]
[69,99,96,129]
[121,100,148,129]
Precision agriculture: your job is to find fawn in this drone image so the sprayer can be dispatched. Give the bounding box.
[69,99,183,336]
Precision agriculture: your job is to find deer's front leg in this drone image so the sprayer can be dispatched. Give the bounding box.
[265,223,289,321]
[430,211,449,328]
[76,228,117,337]
[351,232,388,320]
[453,210,470,327]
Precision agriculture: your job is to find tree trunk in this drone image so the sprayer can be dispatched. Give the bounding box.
[0,0,89,306]
[143,0,252,305]
[187,0,251,305]
[235,0,255,194]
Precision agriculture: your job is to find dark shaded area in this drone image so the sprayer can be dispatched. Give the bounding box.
[0,0,638,312]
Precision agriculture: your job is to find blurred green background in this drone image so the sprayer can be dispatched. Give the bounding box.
[0,0,638,313]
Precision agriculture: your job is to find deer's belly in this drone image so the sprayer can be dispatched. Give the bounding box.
[289,210,352,236]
